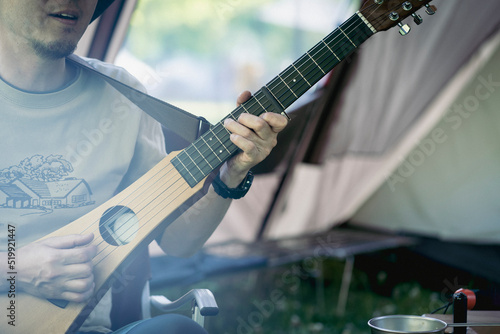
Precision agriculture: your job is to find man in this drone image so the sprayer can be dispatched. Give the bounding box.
[0,0,287,332]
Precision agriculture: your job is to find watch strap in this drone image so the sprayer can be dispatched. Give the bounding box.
[212,171,253,199]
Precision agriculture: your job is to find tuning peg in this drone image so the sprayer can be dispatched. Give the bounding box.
[425,4,437,15]
[402,1,412,11]
[398,22,411,36]
[412,13,423,25]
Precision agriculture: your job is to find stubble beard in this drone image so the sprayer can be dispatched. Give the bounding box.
[31,39,78,60]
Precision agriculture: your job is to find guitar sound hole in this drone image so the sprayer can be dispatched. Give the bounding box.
[99,206,139,246]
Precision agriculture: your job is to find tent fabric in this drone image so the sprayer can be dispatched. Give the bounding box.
[351,37,500,243]
[311,0,500,241]
[208,0,500,244]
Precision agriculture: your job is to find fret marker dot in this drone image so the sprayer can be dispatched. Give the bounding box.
[293,79,297,82]
[219,150,223,153]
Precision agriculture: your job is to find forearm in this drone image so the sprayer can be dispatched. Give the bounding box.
[158,185,232,257]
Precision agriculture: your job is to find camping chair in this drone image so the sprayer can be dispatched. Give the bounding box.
[110,248,219,331]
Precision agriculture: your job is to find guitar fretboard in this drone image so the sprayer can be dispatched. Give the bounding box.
[172,12,374,187]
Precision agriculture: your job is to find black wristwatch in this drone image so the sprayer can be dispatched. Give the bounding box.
[212,170,254,199]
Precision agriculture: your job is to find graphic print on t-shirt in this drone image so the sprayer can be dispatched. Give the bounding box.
[0,154,94,215]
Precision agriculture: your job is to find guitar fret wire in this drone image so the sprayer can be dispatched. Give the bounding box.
[240,104,250,113]
[176,154,197,183]
[321,40,341,62]
[270,15,371,108]
[291,64,312,87]
[306,51,326,74]
[269,23,357,102]
[277,74,298,98]
[213,130,231,155]
[182,149,205,175]
[200,136,222,162]
[221,121,233,137]
[253,92,268,111]
[264,84,286,110]
[201,126,233,159]
[193,144,214,169]
[338,27,357,47]
[272,48,336,106]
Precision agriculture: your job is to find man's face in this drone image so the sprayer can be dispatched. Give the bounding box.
[0,0,99,59]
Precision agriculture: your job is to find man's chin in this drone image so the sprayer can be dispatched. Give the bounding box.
[32,40,78,60]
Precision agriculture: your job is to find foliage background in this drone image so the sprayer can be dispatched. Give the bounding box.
[117,0,359,122]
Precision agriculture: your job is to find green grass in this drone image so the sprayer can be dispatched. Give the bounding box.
[153,257,446,334]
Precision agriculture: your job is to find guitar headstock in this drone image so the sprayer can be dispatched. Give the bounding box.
[360,0,436,34]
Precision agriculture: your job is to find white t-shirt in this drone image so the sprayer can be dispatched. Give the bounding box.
[0,57,167,332]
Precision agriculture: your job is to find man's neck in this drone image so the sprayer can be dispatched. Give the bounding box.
[0,51,73,93]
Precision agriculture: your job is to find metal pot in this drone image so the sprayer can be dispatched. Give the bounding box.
[368,315,448,334]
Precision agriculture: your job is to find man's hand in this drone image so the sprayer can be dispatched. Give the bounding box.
[220,90,288,187]
[18,233,97,302]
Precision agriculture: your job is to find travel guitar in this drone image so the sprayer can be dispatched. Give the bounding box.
[1,1,435,332]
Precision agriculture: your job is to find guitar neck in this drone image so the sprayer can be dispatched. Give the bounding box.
[173,12,375,186]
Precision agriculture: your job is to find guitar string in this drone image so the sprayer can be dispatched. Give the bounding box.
[82,2,401,261]
[85,3,388,250]
[76,163,174,237]
[93,172,190,265]
[93,173,192,266]
[90,164,182,257]
[80,163,181,257]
